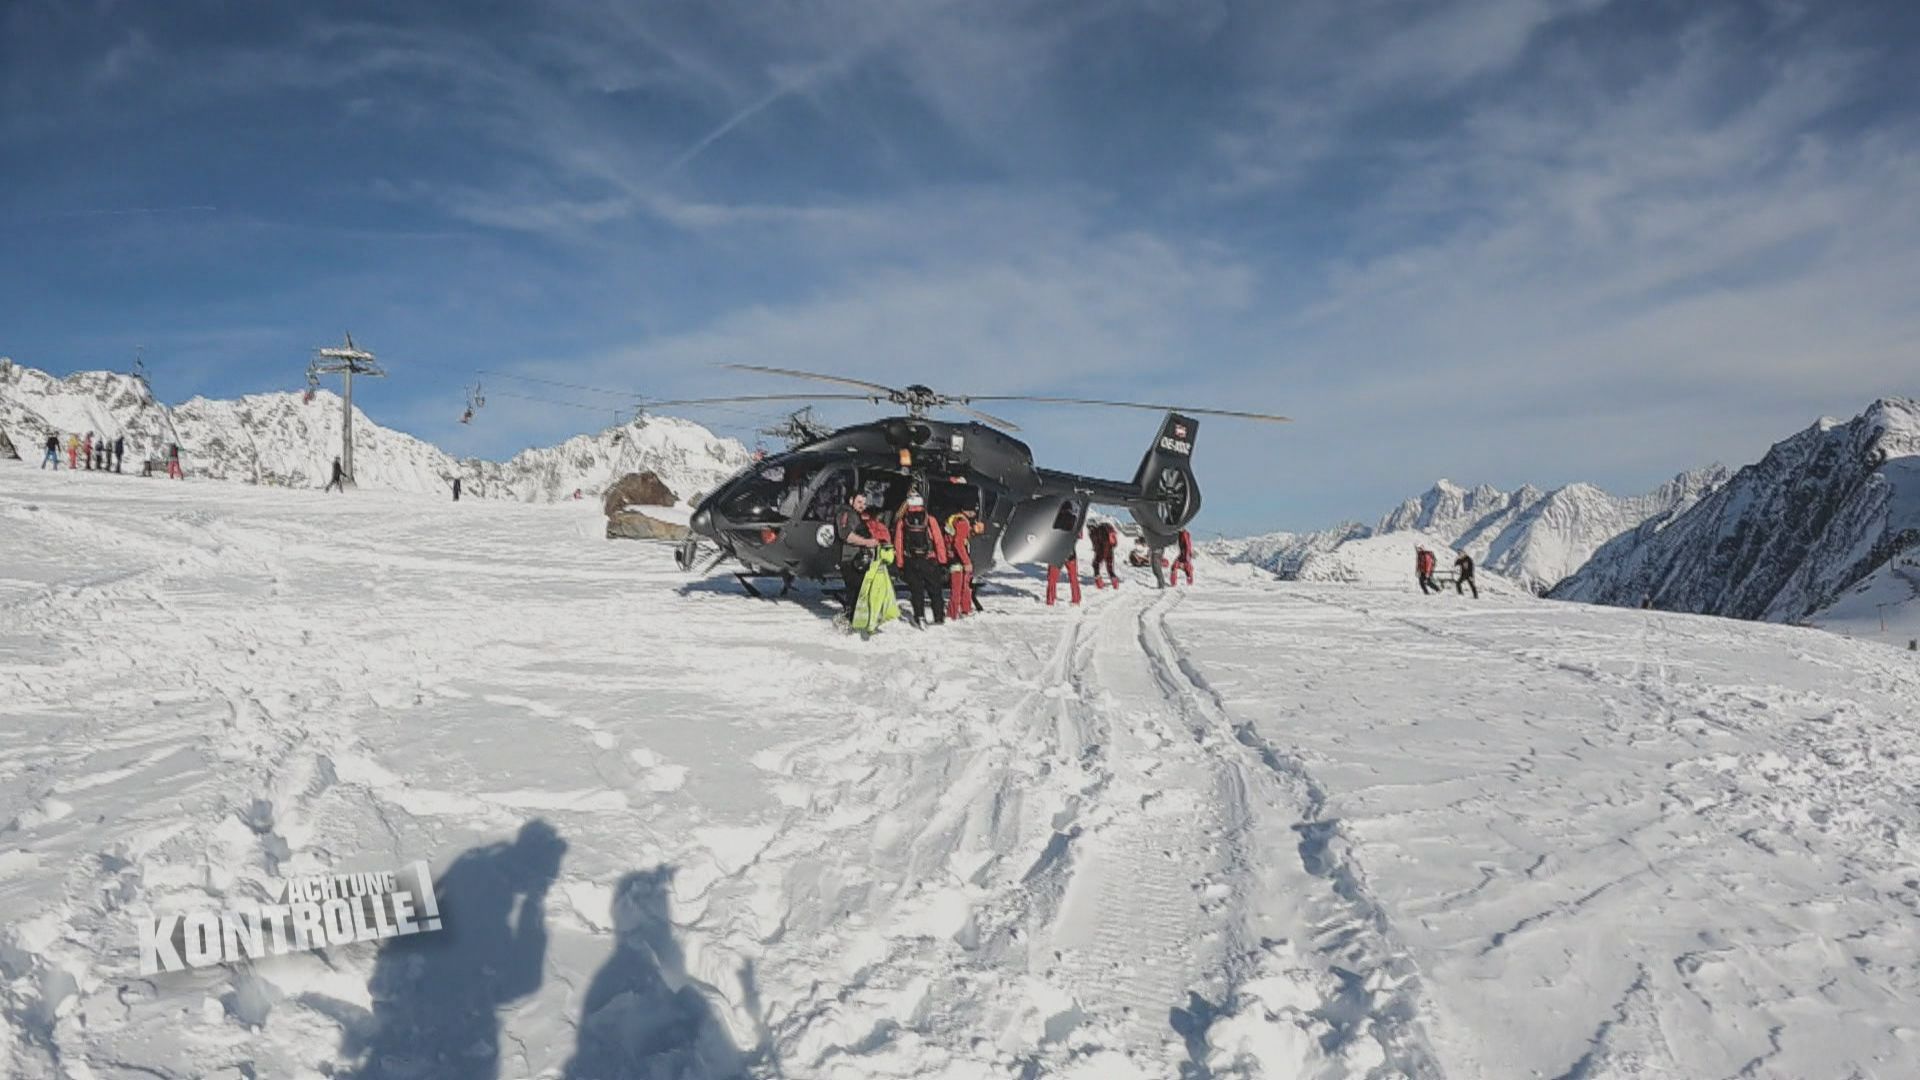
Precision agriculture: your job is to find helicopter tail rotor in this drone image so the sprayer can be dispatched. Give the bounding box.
[1128,412,1203,541]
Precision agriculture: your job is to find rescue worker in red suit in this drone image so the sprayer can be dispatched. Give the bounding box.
[1416,547,1439,594]
[1169,528,1195,586]
[945,508,977,620]
[1045,501,1084,606]
[894,494,950,626]
[1089,522,1121,589]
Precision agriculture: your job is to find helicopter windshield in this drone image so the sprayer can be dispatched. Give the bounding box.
[717,460,814,524]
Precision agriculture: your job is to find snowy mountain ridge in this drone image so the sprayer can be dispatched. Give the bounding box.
[1553,397,1920,626]
[0,360,751,505]
[1214,467,1728,593]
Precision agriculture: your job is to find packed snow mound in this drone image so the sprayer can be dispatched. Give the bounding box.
[1553,398,1920,623]
[1216,469,1725,593]
[1290,530,1528,595]
[0,359,750,504]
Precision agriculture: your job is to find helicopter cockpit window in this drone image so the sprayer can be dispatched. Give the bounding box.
[805,467,853,521]
[717,461,814,524]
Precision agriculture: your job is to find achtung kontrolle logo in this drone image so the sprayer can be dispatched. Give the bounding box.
[138,861,442,975]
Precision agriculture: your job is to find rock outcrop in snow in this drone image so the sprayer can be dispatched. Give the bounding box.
[1216,469,1727,593]
[0,361,751,506]
[1552,398,1920,623]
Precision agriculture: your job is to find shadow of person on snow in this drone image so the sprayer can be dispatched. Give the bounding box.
[334,819,567,1080]
[562,865,746,1080]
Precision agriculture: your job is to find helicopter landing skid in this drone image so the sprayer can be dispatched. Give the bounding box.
[734,572,795,599]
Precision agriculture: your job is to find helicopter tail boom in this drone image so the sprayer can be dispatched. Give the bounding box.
[1030,412,1202,543]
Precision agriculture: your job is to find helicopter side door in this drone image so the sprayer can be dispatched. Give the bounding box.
[797,465,857,575]
[998,494,1087,567]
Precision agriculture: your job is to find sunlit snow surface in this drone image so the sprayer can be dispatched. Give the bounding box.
[3,463,1918,1079]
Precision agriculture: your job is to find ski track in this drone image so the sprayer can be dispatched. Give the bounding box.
[1167,586,1920,1079]
[4,466,1920,1079]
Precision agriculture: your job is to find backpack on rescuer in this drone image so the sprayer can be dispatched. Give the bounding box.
[902,515,935,560]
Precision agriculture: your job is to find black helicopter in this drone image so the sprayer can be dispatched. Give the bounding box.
[660,365,1289,595]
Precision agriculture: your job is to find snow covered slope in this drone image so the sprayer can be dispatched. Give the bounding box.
[1809,548,1920,645]
[1553,398,1920,623]
[4,461,1917,1078]
[0,360,750,504]
[1218,470,1726,594]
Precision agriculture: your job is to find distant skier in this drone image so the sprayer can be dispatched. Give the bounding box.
[113,435,125,473]
[83,432,94,471]
[1089,521,1121,589]
[166,443,183,479]
[452,476,463,502]
[1169,528,1195,586]
[894,494,949,627]
[66,433,79,469]
[41,433,59,469]
[1416,547,1439,594]
[324,457,345,493]
[1454,552,1479,598]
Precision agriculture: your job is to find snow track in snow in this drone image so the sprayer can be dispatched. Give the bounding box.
[5,463,1920,1079]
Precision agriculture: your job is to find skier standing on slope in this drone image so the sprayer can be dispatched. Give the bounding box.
[1416,547,1439,594]
[42,433,59,469]
[945,507,976,620]
[894,494,949,627]
[83,432,94,471]
[166,443,183,479]
[324,456,345,493]
[66,433,79,469]
[114,435,125,473]
[1169,528,1196,586]
[833,490,886,613]
[1454,552,1479,599]
[1089,522,1121,589]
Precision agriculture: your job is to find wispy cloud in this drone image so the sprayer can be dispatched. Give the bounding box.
[6,0,1919,532]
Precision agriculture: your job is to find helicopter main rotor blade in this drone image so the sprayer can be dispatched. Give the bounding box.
[639,393,881,409]
[722,364,901,398]
[962,395,1292,423]
[950,403,1022,432]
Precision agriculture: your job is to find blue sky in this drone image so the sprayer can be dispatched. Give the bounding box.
[3,0,1917,535]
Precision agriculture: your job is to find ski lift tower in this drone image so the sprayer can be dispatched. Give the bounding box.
[309,333,385,486]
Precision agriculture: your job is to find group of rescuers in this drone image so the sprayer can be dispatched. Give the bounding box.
[830,488,1197,626]
[1415,545,1480,598]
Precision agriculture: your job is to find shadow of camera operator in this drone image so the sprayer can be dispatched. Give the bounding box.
[338,819,567,1080]
[561,865,745,1079]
